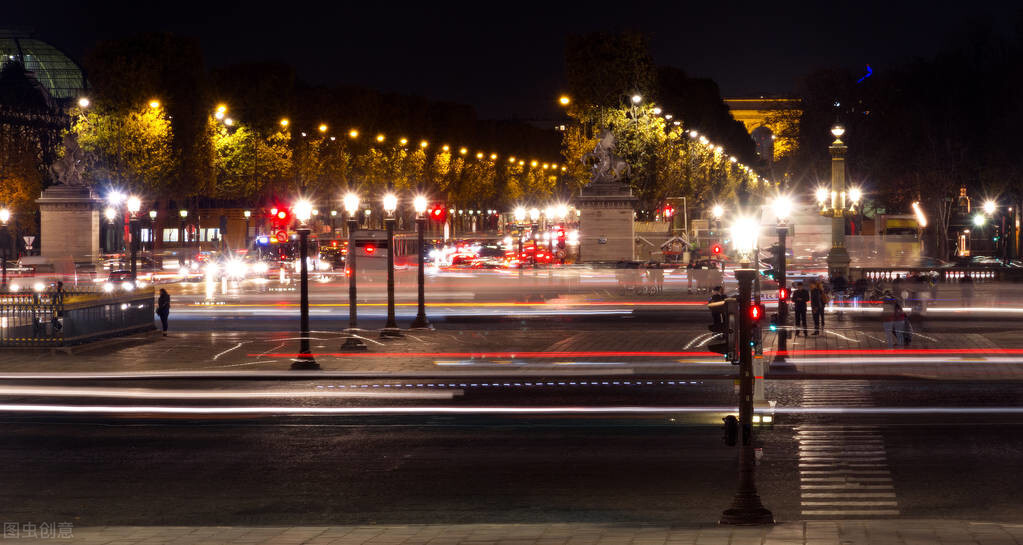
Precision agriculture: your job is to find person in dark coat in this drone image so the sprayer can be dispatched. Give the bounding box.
[810,281,826,335]
[709,285,726,327]
[792,282,809,336]
[157,289,171,336]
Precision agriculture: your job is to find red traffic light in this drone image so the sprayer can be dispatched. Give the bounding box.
[277,211,287,220]
[778,288,788,302]
[364,243,376,255]
[750,304,763,322]
[711,243,723,255]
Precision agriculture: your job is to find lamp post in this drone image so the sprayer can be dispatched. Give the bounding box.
[411,196,432,329]
[104,206,118,255]
[514,206,526,275]
[179,209,188,250]
[720,215,773,525]
[126,196,141,282]
[148,210,157,253]
[243,210,251,249]
[381,193,403,338]
[0,207,9,289]
[529,207,540,267]
[291,199,319,370]
[340,193,367,351]
[817,123,860,282]
[772,196,792,362]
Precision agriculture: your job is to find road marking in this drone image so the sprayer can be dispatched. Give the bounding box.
[798,381,899,518]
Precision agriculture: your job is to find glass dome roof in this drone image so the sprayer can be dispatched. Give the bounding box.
[0,33,86,100]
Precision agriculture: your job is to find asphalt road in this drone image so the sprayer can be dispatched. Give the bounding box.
[0,379,1021,526]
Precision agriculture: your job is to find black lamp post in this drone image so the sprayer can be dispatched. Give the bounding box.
[0,208,10,290]
[148,210,157,254]
[341,194,367,351]
[291,200,320,370]
[720,220,773,526]
[243,210,251,249]
[178,209,188,250]
[127,196,141,282]
[772,197,792,363]
[411,196,431,330]
[381,193,403,338]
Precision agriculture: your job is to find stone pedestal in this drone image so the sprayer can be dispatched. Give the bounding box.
[575,182,637,263]
[36,185,101,262]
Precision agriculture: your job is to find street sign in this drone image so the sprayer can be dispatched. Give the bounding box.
[275,230,288,243]
[23,235,34,250]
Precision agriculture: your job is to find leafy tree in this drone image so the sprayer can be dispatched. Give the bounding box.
[72,104,174,193]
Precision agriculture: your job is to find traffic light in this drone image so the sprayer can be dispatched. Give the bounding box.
[764,243,784,280]
[429,204,447,222]
[749,303,764,325]
[778,287,788,302]
[663,205,675,218]
[711,243,723,257]
[707,297,738,363]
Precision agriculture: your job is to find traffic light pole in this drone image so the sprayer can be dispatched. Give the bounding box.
[775,226,788,362]
[381,214,403,338]
[291,226,320,370]
[720,268,774,525]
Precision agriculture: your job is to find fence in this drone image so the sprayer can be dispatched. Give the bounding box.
[0,288,155,347]
[852,267,1001,283]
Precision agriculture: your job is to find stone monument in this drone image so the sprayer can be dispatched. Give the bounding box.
[574,130,637,262]
[36,134,101,262]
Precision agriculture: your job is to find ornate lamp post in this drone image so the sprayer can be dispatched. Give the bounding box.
[291,199,320,370]
[340,193,367,351]
[178,209,189,250]
[720,214,774,525]
[243,210,251,249]
[409,196,429,329]
[148,210,157,253]
[381,193,403,338]
[529,207,540,267]
[0,207,9,289]
[126,196,141,282]
[514,206,527,275]
[817,123,860,281]
[772,196,792,361]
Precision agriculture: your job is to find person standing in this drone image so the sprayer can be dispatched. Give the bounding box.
[709,285,726,328]
[881,289,902,348]
[792,282,809,337]
[649,263,664,294]
[810,281,826,335]
[157,288,171,336]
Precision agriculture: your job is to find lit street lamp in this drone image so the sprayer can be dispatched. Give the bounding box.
[381,193,403,338]
[148,210,157,253]
[290,199,319,370]
[126,196,141,282]
[772,196,792,362]
[178,209,188,249]
[720,214,773,525]
[340,193,367,351]
[816,123,860,281]
[0,207,10,289]
[243,210,251,249]
[411,196,432,330]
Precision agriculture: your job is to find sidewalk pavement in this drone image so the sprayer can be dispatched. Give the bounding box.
[19,520,1023,544]
[1,325,1023,380]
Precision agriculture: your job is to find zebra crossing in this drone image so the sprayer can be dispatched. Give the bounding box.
[796,381,900,517]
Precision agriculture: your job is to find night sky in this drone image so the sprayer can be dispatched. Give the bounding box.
[5,1,1009,120]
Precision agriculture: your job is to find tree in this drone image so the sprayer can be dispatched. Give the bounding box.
[73,105,174,192]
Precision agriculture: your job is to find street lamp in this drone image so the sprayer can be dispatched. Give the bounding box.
[815,123,859,281]
[179,209,188,249]
[340,193,367,351]
[772,196,793,362]
[720,213,773,525]
[290,199,319,370]
[411,195,431,330]
[126,196,141,282]
[243,210,251,248]
[148,210,157,253]
[381,193,402,338]
[514,206,526,273]
[0,207,9,289]
[983,200,996,216]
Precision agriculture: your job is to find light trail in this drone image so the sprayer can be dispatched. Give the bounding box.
[0,386,456,400]
[186,301,707,308]
[0,404,1021,416]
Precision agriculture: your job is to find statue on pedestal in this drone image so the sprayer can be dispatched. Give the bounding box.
[49,134,88,188]
[582,129,630,188]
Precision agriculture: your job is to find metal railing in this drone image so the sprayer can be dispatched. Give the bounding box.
[0,289,155,347]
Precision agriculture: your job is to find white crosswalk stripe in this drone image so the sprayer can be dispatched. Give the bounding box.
[797,381,899,517]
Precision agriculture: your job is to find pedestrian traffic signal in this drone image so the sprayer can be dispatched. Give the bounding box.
[749,303,763,323]
[778,287,787,302]
[711,243,723,256]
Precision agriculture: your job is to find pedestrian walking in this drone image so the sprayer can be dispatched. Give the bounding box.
[881,290,902,348]
[157,288,171,336]
[792,281,809,336]
[810,281,826,335]
[649,262,664,294]
[709,285,726,328]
